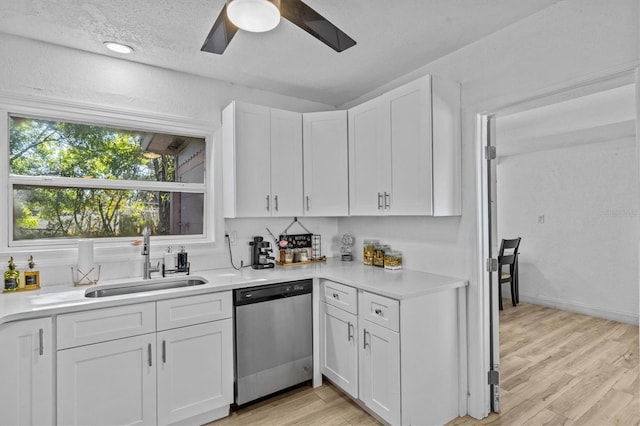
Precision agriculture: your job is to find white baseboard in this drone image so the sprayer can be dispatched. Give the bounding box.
[517,294,639,325]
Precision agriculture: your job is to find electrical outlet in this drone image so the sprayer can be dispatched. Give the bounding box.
[229,230,237,245]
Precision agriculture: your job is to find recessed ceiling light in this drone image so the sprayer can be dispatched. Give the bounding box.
[103,42,134,54]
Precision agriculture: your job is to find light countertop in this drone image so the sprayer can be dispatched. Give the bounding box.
[0,258,467,325]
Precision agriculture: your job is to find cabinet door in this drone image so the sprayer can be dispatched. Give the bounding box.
[386,76,433,215]
[303,111,349,216]
[57,335,157,426]
[320,303,358,398]
[224,101,271,217]
[156,320,233,425]
[348,98,389,215]
[0,318,53,426]
[270,108,303,216]
[359,321,400,425]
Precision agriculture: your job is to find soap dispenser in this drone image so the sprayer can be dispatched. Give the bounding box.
[24,255,40,290]
[177,246,188,271]
[164,246,176,270]
[4,257,20,292]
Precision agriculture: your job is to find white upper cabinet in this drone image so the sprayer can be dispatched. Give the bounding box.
[222,101,303,218]
[271,108,304,216]
[302,111,349,216]
[348,75,461,216]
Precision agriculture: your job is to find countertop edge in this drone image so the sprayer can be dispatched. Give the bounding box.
[0,261,468,326]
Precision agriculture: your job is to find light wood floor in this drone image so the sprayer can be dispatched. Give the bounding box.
[209,302,639,426]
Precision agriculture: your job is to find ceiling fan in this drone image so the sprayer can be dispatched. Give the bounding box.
[201,0,357,54]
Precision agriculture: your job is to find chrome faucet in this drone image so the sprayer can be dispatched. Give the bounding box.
[141,226,160,279]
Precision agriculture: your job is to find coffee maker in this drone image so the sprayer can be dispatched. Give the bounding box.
[249,236,275,269]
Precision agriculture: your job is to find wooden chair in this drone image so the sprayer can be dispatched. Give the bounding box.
[498,237,521,310]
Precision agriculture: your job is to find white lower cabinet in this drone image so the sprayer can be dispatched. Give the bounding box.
[320,280,462,426]
[57,334,157,426]
[0,317,53,426]
[57,292,233,426]
[320,302,358,398]
[359,320,400,425]
[156,320,233,425]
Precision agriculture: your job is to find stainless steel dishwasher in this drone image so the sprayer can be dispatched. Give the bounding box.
[233,279,313,406]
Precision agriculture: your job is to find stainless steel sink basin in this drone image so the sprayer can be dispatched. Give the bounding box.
[85,278,207,298]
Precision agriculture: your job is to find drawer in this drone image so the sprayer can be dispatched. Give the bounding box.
[57,302,156,349]
[156,291,232,331]
[360,292,399,332]
[322,280,357,315]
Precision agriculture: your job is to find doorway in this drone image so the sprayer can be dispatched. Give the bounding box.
[478,69,639,415]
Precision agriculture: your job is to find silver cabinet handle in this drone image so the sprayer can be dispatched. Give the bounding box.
[38,328,44,356]
[363,329,370,349]
[347,322,354,342]
[384,192,390,209]
[274,195,279,211]
[266,195,270,211]
[162,340,166,364]
[377,192,383,210]
[148,343,152,367]
[306,196,310,211]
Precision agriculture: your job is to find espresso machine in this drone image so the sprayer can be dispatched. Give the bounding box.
[249,236,275,269]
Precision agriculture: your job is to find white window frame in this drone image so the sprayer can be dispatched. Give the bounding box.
[0,93,216,250]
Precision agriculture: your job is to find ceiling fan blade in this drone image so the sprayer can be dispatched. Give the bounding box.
[280,0,356,52]
[201,4,239,55]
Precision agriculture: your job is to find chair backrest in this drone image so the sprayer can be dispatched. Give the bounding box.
[499,237,521,257]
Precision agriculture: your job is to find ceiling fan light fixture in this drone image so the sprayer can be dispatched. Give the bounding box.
[227,0,281,33]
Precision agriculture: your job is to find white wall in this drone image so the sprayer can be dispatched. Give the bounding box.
[497,137,639,324]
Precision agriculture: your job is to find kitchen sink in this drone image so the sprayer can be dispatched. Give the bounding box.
[85,278,207,298]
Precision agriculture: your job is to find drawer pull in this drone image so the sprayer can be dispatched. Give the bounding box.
[374,308,383,316]
[38,328,44,356]
[332,293,339,299]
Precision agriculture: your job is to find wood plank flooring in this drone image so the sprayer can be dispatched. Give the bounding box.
[450,302,639,426]
[208,302,639,426]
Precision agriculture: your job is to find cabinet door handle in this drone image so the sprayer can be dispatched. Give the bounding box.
[306,196,310,211]
[38,328,44,356]
[347,322,354,342]
[148,343,153,367]
[274,195,279,211]
[384,192,390,209]
[363,329,370,349]
[377,193,383,210]
[266,195,270,211]
[162,340,166,364]
[332,293,339,299]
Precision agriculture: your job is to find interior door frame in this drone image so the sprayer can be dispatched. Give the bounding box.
[476,66,638,416]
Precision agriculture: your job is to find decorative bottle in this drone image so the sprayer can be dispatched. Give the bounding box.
[24,255,40,290]
[4,257,20,292]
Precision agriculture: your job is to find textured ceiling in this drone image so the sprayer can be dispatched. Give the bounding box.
[0,0,561,106]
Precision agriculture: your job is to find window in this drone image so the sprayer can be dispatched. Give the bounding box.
[7,113,210,245]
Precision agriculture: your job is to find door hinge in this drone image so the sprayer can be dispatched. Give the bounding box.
[484,146,496,160]
[486,258,498,272]
[488,369,500,386]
